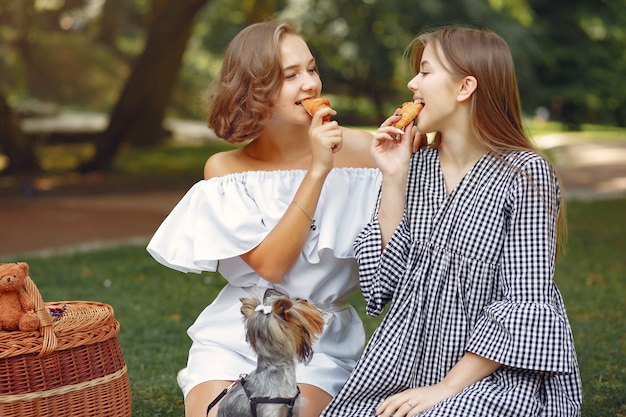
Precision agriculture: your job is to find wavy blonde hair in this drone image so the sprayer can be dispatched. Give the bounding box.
[207,20,299,143]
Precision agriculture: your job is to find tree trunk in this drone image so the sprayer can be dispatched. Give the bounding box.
[79,0,211,173]
[0,92,40,175]
[97,0,123,46]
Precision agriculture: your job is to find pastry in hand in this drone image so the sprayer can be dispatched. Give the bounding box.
[302,97,331,122]
[394,101,424,129]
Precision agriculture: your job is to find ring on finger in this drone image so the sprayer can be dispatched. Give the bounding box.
[407,400,413,408]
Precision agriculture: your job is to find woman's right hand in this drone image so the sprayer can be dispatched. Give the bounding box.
[308,107,341,176]
[371,112,418,246]
[371,112,417,178]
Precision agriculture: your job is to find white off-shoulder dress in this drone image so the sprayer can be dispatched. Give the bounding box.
[147,168,381,398]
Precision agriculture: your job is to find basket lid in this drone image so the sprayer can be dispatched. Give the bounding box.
[0,276,119,359]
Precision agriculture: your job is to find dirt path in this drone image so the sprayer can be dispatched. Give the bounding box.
[549,141,626,199]
[1,138,625,259]
[0,190,186,258]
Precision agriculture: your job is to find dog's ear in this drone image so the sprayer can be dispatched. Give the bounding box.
[289,300,325,336]
[274,299,325,334]
[274,299,324,363]
[271,297,294,320]
[240,296,260,319]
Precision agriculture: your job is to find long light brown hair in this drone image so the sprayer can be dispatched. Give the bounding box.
[409,26,566,253]
[410,26,535,154]
[207,20,300,143]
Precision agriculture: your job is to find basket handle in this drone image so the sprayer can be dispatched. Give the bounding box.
[24,275,58,357]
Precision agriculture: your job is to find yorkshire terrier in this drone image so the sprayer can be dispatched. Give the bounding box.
[215,289,325,417]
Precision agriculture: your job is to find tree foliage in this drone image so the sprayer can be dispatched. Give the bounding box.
[2,0,626,175]
[526,0,626,127]
[291,0,534,123]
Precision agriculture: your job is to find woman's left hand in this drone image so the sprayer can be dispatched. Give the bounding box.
[376,353,500,416]
[375,383,458,417]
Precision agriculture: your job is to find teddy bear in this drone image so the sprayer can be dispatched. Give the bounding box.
[0,262,40,332]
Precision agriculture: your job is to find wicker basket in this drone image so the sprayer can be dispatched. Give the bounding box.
[0,275,132,417]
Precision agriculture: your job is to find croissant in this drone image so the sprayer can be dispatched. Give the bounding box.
[302,97,331,122]
[394,101,424,129]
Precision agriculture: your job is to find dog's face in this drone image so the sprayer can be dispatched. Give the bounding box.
[239,293,325,363]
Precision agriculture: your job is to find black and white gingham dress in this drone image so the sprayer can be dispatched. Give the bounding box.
[322,148,582,416]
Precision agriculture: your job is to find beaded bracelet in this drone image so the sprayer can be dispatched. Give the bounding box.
[292,200,317,230]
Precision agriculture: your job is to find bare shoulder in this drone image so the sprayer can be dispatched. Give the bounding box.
[336,127,376,168]
[203,148,247,179]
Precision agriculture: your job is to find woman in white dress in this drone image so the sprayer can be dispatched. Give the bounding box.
[147,20,380,417]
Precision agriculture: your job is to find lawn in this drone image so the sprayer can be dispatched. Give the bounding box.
[3,124,626,416]
[7,197,625,417]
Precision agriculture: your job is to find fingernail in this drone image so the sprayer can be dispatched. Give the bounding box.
[395,128,405,135]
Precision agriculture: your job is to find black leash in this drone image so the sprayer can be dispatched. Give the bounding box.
[206,374,247,416]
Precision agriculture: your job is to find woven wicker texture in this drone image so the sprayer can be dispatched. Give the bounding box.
[0,275,132,417]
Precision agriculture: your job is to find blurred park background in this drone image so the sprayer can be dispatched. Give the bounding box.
[1,0,626,180]
[1,0,625,416]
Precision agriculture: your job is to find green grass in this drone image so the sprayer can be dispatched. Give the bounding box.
[555,199,626,416]
[3,198,624,416]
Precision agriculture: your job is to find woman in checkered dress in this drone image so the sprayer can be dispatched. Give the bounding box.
[321,27,582,417]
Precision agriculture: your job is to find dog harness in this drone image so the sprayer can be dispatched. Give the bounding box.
[206,374,300,417]
[241,376,300,417]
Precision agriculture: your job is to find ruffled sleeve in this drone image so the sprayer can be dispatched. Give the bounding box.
[146,175,270,273]
[302,168,381,263]
[147,168,381,275]
[354,153,419,317]
[468,299,577,373]
[466,156,577,373]
[355,216,413,317]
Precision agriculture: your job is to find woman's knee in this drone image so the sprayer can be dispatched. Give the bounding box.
[298,383,332,417]
[185,380,232,417]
